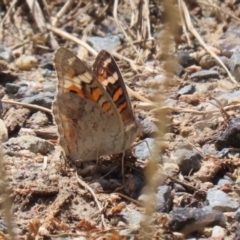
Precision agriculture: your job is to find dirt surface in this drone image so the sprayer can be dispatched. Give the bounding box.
[1,0,240,239]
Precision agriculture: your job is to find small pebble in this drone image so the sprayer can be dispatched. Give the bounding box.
[134,138,160,161]
[215,118,240,150]
[87,35,122,52]
[0,44,14,62]
[5,83,20,94]
[178,85,196,95]
[177,52,197,68]
[211,225,225,239]
[172,149,202,175]
[207,188,239,212]
[15,55,38,70]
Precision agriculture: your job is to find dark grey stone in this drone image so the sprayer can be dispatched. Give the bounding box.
[217,148,229,158]
[15,171,25,180]
[177,52,198,68]
[14,85,32,98]
[142,118,158,137]
[21,92,55,109]
[233,208,240,222]
[190,70,219,81]
[178,85,196,95]
[4,136,54,154]
[173,149,202,175]
[215,118,240,150]
[156,185,172,213]
[229,50,240,81]
[174,62,184,76]
[5,83,20,94]
[169,207,226,235]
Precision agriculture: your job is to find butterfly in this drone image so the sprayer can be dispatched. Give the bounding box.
[52,47,141,162]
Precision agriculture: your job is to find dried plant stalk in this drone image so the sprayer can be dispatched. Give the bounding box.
[0,140,15,239]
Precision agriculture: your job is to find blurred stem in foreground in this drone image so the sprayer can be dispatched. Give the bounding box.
[0,140,15,240]
[141,0,179,236]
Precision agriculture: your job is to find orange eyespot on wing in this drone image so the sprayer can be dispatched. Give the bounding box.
[66,85,85,98]
[90,88,103,103]
[113,88,123,102]
[102,102,111,112]
[117,102,127,113]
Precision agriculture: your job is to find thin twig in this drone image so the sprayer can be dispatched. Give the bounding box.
[114,192,143,206]
[197,0,240,23]
[180,0,237,85]
[178,0,191,46]
[208,97,230,121]
[47,25,153,103]
[0,0,19,43]
[51,0,75,26]
[113,0,139,54]
[76,174,107,229]
[25,0,46,32]
[1,100,51,113]
[168,176,198,192]
[47,24,98,56]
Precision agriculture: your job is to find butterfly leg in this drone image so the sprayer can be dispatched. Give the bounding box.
[121,151,125,184]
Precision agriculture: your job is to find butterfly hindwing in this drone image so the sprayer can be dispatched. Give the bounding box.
[93,50,135,125]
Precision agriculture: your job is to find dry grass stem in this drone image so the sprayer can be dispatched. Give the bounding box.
[51,0,75,26]
[0,0,18,43]
[76,174,107,229]
[113,0,138,54]
[1,100,52,113]
[180,0,237,85]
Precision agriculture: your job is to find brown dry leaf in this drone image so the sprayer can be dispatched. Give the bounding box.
[107,202,127,217]
[0,60,8,72]
[0,232,9,240]
[95,230,121,240]
[191,47,221,62]
[179,94,200,105]
[28,219,41,237]
[106,231,122,240]
[219,183,232,193]
[108,193,121,205]
[193,159,220,182]
[180,126,194,137]
[48,217,69,231]
[199,55,216,69]
[156,213,169,228]
[30,34,48,45]
[75,218,97,231]
[185,65,202,74]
